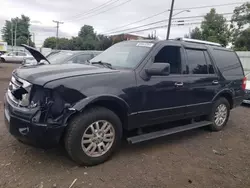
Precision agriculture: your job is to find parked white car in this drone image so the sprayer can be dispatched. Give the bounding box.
[0,51,32,63]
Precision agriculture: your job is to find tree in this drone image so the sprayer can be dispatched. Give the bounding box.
[231,3,250,50]
[57,38,71,50]
[43,37,57,49]
[231,3,250,31]
[184,9,231,46]
[43,25,114,50]
[201,9,231,46]
[96,35,112,50]
[1,15,34,46]
[68,37,84,50]
[78,25,95,39]
[234,28,250,51]
[189,27,202,39]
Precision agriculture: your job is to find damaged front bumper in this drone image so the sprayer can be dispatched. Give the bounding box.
[4,93,67,148]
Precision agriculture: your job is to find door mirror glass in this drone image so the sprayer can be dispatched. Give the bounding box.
[146,63,170,76]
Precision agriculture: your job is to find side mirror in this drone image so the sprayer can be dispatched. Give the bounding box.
[145,63,170,76]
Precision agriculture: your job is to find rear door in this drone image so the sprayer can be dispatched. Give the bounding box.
[183,45,220,116]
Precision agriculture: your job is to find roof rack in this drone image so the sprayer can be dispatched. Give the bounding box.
[175,37,222,47]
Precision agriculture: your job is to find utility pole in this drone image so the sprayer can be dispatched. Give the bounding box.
[166,0,175,40]
[32,32,35,46]
[11,23,13,50]
[53,20,64,49]
[14,21,17,47]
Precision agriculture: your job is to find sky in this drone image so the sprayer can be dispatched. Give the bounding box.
[0,0,247,47]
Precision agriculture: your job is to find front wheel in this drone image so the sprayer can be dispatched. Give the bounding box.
[207,97,230,131]
[64,107,122,166]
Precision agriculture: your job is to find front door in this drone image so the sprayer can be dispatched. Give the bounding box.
[136,44,191,127]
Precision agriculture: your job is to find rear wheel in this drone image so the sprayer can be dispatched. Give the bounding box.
[64,107,122,166]
[207,97,230,131]
[1,58,5,62]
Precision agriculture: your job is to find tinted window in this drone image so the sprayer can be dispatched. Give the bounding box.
[154,46,181,74]
[204,51,215,74]
[90,41,153,68]
[75,54,93,63]
[46,51,74,64]
[186,49,207,74]
[212,49,244,77]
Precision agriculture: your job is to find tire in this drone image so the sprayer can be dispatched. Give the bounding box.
[1,58,5,63]
[207,97,230,131]
[64,106,122,166]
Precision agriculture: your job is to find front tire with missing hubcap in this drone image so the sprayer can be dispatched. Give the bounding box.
[65,107,122,166]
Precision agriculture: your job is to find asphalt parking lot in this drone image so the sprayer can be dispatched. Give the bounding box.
[0,63,250,188]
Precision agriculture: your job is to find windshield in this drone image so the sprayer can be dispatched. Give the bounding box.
[90,41,154,68]
[44,51,74,64]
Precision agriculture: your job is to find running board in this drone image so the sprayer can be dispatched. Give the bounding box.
[127,121,212,144]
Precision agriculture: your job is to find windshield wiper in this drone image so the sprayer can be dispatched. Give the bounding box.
[91,61,114,69]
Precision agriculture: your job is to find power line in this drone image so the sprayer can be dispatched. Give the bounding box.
[100,10,170,34]
[67,0,132,22]
[101,1,243,34]
[173,2,244,11]
[104,13,233,35]
[124,20,232,34]
[65,0,120,21]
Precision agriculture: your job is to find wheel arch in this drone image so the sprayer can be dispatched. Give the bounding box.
[72,95,130,129]
[212,89,234,109]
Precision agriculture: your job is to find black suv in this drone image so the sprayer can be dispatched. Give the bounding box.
[4,39,246,166]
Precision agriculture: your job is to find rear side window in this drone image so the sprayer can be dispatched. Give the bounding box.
[212,49,244,77]
[186,49,208,74]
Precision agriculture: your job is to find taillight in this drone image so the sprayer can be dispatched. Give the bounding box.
[242,77,247,90]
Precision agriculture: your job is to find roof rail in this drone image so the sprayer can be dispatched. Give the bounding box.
[175,37,222,47]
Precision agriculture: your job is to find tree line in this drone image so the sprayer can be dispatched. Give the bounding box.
[1,2,250,51]
[186,2,250,50]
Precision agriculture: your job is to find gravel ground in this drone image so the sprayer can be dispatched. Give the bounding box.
[0,63,250,188]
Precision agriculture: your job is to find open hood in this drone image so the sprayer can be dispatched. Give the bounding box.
[21,44,50,64]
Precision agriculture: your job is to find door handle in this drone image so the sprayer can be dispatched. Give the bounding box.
[212,80,219,85]
[175,82,184,87]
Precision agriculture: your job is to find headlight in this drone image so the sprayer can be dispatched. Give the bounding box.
[18,84,32,107]
[10,76,34,107]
